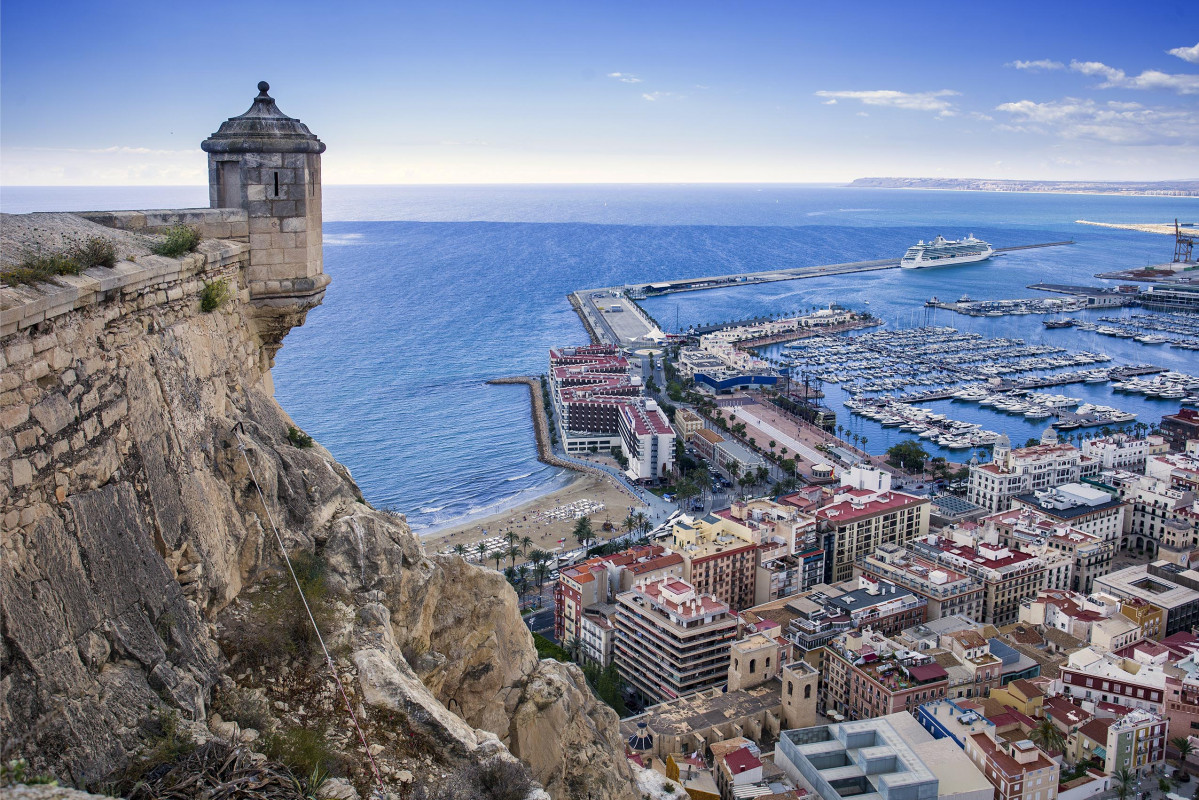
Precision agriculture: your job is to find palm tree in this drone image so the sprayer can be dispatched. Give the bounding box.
[515,564,531,601]
[573,516,593,548]
[504,530,519,548]
[623,514,638,536]
[694,470,712,507]
[562,635,583,663]
[520,535,533,554]
[634,512,650,536]
[451,543,468,557]
[492,548,505,571]
[507,544,522,569]
[1030,718,1065,755]
[755,465,769,488]
[1114,766,1135,800]
[475,541,487,563]
[1173,736,1195,771]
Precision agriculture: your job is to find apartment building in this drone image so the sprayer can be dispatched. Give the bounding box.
[619,399,677,482]
[1010,482,1126,543]
[1161,407,1199,451]
[909,534,1046,626]
[671,513,759,611]
[1081,433,1169,471]
[823,629,949,720]
[856,542,984,621]
[1018,590,1143,651]
[1059,646,1168,714]
[614,577,738,703]
[967,437,1094,513]
[815,469,930,583]
[724,499,825,601]
[986,506,1116,594]
[964,724,1059,800]
[548,344,676,480]
[554,544,683,642]
[1074,709,1167,775]
[940,629,1003,700]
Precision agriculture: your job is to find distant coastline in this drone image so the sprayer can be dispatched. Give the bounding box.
[1075,220,1181,235]
[849,177,1199,198]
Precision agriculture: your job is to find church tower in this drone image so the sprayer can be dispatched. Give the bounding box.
[202,81,329,363]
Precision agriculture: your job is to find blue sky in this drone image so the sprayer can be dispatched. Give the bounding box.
[2,0,1196,184]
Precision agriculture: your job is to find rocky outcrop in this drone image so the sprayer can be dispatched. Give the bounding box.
[0,214,637,799]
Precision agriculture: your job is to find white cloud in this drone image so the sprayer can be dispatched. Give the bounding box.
[1168,43,1199,64]
[641,91,678,101]
[814,89,959,113]
[1006,59,1065,70]
[822,99,837,105]
[856,111,869,117]
[607,72,642,84]
[995,96,1198,144]
[1070,59,1199,95]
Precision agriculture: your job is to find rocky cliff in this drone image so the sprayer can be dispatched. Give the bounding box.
[0,213,638,800]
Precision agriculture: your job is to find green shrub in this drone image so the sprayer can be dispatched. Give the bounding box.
[1,236,121,287]
[74,237,118,269]
[288,425,314,448]
[220,551,342,669]
[262,725,348,780]
[151,225,202,258]
[532,633,570,662]
[200,278,229,312]
[0,759,57,787]
[211,685,273,733]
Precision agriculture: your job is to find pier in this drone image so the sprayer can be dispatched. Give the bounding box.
[624,240,1074,299]
[571,240,1075,347]
[895,364,1166,403]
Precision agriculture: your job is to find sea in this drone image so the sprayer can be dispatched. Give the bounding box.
[3,184,1196,533]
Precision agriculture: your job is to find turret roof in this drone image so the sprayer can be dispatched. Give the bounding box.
[202,81,325,154]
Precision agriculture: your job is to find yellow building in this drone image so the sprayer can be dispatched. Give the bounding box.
[989,679,1045,718]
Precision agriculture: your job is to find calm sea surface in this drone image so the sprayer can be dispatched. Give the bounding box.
[4,185,1196,531]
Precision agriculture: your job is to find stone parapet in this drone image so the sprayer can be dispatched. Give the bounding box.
[76,208,250,242]
[0,241,247,337]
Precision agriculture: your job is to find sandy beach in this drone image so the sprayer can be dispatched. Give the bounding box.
[421,473,650,565]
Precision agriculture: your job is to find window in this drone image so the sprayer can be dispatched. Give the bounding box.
[788,681,794,696]
[273,171,280,197]
[805,684,812,699]
[749,659,756,674]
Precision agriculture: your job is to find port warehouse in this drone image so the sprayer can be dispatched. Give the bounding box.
[1139,284,1199,312]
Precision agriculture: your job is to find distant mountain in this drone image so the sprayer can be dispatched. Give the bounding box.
[849,177,1199,197]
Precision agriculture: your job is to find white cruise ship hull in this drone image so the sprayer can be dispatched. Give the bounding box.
[900,248,994,269]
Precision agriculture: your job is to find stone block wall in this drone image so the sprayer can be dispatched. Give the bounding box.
[76,208,249,243]
[207,151,324,299]
[1,240,249,505]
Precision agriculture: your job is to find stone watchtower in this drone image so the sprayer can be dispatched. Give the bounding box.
[201,81,329,362]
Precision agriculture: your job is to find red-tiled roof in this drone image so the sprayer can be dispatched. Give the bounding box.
[722,747,762,774]
[817,490,926,524]
[908,663,948,682]
[1078,718,1112,743]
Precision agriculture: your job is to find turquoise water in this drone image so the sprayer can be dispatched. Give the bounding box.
[3,185,1196,531]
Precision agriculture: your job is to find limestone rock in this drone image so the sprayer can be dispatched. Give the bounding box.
[0,216,638,799]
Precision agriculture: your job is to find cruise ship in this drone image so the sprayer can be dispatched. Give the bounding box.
[900,234,994,269]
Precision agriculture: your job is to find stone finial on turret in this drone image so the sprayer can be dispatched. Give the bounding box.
[202,82,329,366]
